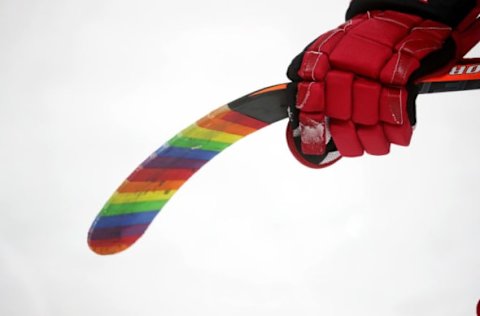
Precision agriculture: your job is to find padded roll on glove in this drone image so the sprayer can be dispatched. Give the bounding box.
[286,0,480,168]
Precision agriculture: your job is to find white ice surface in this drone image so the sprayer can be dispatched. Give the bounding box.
[0,1,479,315]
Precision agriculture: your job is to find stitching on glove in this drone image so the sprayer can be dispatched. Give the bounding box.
[391,46,406,84]
[374,15,411,28]
[309,51,324,81]
[403,44,442,55]
[386,88,404,124]
[297,82,315,109]
[411,26,452,31]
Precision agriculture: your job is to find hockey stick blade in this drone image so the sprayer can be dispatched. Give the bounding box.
[88,62,479,255]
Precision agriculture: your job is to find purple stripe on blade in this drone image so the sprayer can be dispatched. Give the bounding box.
[89,224,150,241]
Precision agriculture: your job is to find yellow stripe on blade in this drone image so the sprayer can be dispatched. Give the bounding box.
[108,190,177,204]
[179,125,243,144]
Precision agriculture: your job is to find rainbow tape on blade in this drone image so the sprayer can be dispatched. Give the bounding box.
[88,105,270,255]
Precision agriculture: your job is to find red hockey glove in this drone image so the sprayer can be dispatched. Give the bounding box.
[286,2,480,168]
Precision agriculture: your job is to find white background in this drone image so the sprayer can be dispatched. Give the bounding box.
[1,0,479,315]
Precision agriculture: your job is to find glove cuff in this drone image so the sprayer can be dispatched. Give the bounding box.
[346,0,477,27]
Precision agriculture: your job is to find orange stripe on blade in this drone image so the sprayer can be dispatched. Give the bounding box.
[250,83,287,96]
[88,236,139,255]
[196,116,257,136]
[117,180,186,193]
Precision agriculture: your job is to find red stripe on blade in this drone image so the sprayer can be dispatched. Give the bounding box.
[219,110,268,129]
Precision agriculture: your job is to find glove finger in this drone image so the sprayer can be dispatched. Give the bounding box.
[286,123,342,169]
[286,83,341,168]
[287,52,305,82]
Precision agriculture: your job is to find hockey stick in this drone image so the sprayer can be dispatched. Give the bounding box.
[88,62,480,255]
